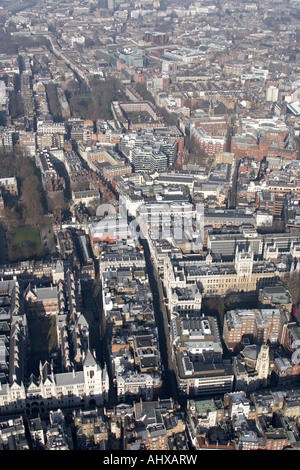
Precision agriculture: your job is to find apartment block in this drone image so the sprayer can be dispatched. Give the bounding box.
[223,308,282,352]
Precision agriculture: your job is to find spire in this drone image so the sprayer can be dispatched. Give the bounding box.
[83,348,97,368]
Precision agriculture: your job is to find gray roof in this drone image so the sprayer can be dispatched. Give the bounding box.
[83,349,98,368]
[55,370,84,387]
[73,189,100,198]
[26,286,58,301]
[242,345,260,361]
[148,424,166,438]
[0,280,15,295]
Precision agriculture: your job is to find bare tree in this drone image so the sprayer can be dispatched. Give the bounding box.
[283,272,300,305]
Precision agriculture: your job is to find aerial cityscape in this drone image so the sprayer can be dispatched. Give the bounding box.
[0,0,299,452]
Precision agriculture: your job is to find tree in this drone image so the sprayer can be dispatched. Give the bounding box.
[203,296,225,328]
[46,192,69,215]
[135,82,156,104]
[158,107,178,126]
[3,206,22,231]
[184,135,212,169]
[283,272,300,305]
[9,91,24,119]
[0,150,46,227]
[21,176,44,227]
[67,76,126,120]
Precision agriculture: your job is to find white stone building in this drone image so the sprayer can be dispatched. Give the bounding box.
[0,349,109,417]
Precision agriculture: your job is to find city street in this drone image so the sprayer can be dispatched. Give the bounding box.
[141,238,179,403]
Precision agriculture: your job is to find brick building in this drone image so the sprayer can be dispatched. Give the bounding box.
[230,117,298,162]
[24,284,61,316]
[223,308,282,352]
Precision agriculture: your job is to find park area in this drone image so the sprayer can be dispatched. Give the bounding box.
[7,226,43,261]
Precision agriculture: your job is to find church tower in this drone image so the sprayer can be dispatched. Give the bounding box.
[255,343,269,386]
[234,245,254,277]
[52,259,65,285]
[83,349,105,404]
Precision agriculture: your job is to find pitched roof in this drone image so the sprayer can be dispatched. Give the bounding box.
[83,349,97,368]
